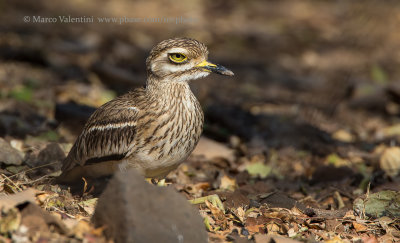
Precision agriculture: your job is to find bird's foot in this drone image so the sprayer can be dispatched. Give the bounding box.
[145,178,167,186]
[156,179,166,186]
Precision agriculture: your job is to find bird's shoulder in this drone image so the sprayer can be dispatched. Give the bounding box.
[83,88,147,128]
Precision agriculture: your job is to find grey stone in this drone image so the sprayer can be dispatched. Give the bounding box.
[37,143,66,166]
[25,143,65,167]
[92,169,208,243]
[25,143,65,178]
[0,138,23,165]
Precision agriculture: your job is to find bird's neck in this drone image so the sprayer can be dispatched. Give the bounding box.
[145,74,195,102]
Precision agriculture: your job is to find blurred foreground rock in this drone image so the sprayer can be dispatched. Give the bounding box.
[92,169,207,243]
[254,234,302,243]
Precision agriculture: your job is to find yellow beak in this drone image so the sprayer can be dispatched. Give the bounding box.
[196,60,234,76]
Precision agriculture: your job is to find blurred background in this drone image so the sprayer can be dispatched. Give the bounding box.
[1,0,400,191]
[2,1,400,241]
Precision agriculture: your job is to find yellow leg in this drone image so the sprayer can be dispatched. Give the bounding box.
[157,179,166,186]
[145,178,166,186]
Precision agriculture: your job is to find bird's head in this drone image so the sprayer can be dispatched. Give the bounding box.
[146,37,234,83]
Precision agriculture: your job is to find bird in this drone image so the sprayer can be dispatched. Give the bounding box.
[57,37,234,183]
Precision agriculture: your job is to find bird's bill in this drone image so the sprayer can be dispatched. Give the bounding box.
[196,60,234,76]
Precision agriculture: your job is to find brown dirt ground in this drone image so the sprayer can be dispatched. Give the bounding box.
[0,1,400,242]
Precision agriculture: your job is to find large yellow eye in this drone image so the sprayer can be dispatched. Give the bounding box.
[169,53,187,63]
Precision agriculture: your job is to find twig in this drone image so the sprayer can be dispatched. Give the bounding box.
[330,186,355,200]
[1,173,23,192]
[333,191,345,209]
[49,206,76,219]
[18,175,51,185]
[0,161,59,182]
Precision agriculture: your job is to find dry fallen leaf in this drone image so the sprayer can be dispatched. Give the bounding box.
[247,224,264,234]
[379,146,400,177]
[78,198,98,215]
[266,222,281,234]
[36,192,50,205]
[232,207,246,223]
[246,161,271,179]
[378,216,393,230]
[72,220,92,240]
[205,200,229,231]
[191,137,235,162]
[185,182,210,199]
[219,175,237,192]
[383,124,400,138]
[325,153,351,167]
[287,228,297,237]
[205,200,225,220]
[90,225,106,237]
[332,129,354,142]
[352,222,368,232]
[343,210,356,220]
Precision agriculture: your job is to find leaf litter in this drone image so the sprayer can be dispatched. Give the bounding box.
[1,1,400,242]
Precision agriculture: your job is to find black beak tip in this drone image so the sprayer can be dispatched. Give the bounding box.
[222,69,234,76]
[213,64,234,76]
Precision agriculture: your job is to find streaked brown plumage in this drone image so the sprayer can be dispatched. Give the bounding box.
[57,37,234,183]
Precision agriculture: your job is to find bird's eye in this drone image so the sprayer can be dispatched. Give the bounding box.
[169,53,187,63]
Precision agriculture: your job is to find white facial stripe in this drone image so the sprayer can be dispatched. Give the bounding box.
[150,60,193,75]
[174,71,210,82]
[87,121,136,133]
[162,63,192,73]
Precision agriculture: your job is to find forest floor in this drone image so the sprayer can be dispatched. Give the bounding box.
[0,1,400,242]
